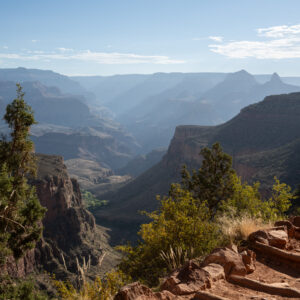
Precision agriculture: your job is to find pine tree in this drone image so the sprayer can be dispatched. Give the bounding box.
[0,84,46,263]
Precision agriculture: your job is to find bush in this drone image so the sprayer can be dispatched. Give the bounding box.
[0,277,48,300]
[118,185,223,286]
[53,269,129,300]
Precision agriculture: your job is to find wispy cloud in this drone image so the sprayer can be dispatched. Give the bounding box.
[209,36,223,42]
[0,49,185,64]
[31,39,38,43]
[209,24,300,59]
[57,47,74,52]
[258,24,300,38]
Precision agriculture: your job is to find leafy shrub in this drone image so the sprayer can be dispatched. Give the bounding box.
[118,185,223,286]
[0,277,48,300]
[81,190,108,211]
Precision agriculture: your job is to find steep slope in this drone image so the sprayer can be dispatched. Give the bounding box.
[118,148,167,177]
[2,154,120,282]
[94,92,300,243]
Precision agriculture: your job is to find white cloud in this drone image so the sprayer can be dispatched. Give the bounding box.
[0,49,185,64]
[209,36,223,42]
[57,47,74,52]
[3,46,8,49]
[31,40,38,43]
[210,24,300,59]
[258,24,300,38]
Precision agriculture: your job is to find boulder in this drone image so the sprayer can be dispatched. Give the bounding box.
[292,216,300,227]
[240,249,256,273]
[201,247,253,277]
[114,282,175,300]
[268,229,288,249]
[161,261,211,295]
[248,230,269,245]
[275,220,295,238]
[249,228,288,249]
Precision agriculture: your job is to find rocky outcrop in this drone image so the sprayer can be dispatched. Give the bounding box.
[115,246,255,299]
[115,218,300,300]
[1,153,119,281]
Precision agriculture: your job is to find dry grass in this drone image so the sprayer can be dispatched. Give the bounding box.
[218,213,272,243]
[160,246,194,271]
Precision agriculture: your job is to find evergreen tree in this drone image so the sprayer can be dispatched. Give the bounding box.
[0,84,46,263]
[180,142,235,213]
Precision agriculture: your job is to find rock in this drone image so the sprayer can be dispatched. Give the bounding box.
[268,230,288,249]
[161,261,211,295]
[202,263,225,282]
[114,282,175,300]
[249,228,288,249]
[241,249,256,273]
[292,216,300,227]
[202,247,252,277]
[248,230,269,245]
[275,220,295,238]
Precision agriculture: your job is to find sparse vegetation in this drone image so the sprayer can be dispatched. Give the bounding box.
[0,276,48,300]
[53,269,130,300]
[117,143,295,286]
[81,190,108,211]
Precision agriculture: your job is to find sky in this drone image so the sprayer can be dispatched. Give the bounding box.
[1,0,300,76]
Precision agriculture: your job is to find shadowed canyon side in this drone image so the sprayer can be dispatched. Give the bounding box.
[1,154,120,281]
[94,92,300,243]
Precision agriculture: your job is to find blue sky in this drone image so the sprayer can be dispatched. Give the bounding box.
[1,0,300,76]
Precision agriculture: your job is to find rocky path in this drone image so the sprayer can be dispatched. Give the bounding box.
[115,217,300,299]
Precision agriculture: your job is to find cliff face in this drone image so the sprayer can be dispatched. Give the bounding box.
[2,154,119,280]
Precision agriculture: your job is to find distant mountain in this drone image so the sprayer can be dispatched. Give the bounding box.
[116,70,300,153]
[0,80,139,169]
[72,74,149,104]
[94,92,300,243]
[0,67,90,98]
[118,148,167,177]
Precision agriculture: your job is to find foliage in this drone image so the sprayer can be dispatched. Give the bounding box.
[0,276,48,300]
[53,269,130,300]
[181,142,235,213]
[0,84,46,262]
[290,184,300,215]
[118,184,222,286]
[219,175,294,221]
[81,190,108,211]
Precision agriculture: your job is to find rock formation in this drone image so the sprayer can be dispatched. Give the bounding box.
[115,218,300,299]
[1,153,119,282]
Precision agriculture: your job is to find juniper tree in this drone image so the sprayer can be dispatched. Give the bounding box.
[0,84,45,262]
[180,142,235,213]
